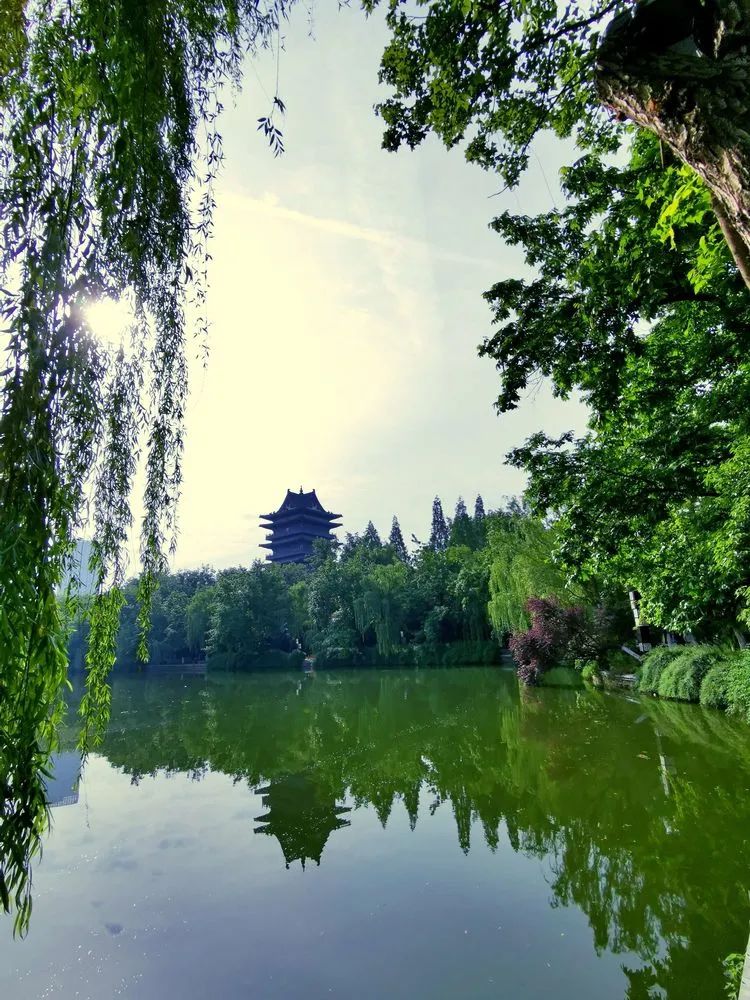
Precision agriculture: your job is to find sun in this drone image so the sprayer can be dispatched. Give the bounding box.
[86,296,132,348]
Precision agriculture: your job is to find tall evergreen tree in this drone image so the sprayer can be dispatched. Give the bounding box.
[388,516,409,563]
[428,497,450,552]
[363,521,382,549]
[450,497,474,548]
[474,496,486,521]
[340,532,361,560]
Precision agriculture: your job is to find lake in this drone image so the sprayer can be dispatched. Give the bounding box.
[2,667,749,999]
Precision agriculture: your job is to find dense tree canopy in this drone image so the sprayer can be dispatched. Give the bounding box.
[370,0,750,285]
[67,496,514,671]
[501,135,750,635]
[368,0,750,637]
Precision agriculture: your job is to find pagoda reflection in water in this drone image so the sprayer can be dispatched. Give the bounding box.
[253,773,351,869]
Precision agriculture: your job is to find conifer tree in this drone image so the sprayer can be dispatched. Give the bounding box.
[340,532,361,560]
[363,521,382,549]
[450,497,475,548]
[428,497,450,552]
[388,516,409,563]
[474,495,486,521]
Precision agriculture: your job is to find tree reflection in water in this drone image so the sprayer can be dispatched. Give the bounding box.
[59,668,750,998]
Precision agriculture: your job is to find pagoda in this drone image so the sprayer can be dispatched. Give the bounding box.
[260,488,342,564]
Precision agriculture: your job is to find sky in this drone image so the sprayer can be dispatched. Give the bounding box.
[105,4,589,571]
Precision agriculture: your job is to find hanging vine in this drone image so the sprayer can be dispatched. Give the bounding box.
[0,0,292,933]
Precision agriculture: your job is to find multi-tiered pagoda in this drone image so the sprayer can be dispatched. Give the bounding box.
[259,488,342,564]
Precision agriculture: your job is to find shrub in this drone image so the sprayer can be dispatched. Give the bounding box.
[657,646,722,702]
[638,645,682,694]
[208,648,306,672]
[574,657,598,672]
[723,952,743,1000]
[726,652,750,723]
[700,661,734,710]
[510,597,607,685]
[581,661,601,684]
[314,647,364,669]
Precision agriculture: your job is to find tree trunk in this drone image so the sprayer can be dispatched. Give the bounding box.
[596,4,750,289]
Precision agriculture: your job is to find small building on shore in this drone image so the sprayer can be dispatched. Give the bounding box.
[260,488,341,564]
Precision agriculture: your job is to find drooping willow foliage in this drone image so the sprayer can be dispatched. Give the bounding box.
[0,0,292,933]
[353,563,409,656]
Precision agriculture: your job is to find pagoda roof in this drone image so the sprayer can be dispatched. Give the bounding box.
[262,524,342,539]
[260,531,340,549]
[260,488,341,521]
[260,515,341,532]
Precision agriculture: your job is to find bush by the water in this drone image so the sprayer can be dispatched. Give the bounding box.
[580,661,601,683]
[315,640,501,670]
[700,661,735,710]
[540,666,583,689]
[638,646,682,694]
[208,649,306,672]
[637,646,750,722]
[656,646,722,702]
[725,652,750,722]
[510,597,610,685]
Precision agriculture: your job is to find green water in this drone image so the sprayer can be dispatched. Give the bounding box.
[2,667,750,999]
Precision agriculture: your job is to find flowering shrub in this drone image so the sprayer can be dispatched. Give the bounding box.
[510,597,607,685]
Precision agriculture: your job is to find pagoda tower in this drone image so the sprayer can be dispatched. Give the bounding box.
[259,488,342,564]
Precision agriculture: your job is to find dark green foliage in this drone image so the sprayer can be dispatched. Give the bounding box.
[656,646,721,703]
[693,653,750,718]
[723,953,744,1000]
[603,649,639,675]
[388,515,409,563]
[638,646,683,695]
[208,649,305,672]
[540,667,584,689]
[428,496,450,552]
[351,640,501,669]
[372,0,750,637]
[580,661,601,683]
[412,640,500,668]
[369,0,621,188]
[700,662,735,711]
[725,652,750,723]
[207,563,301,664]
[68,508,504,677]
[363,521,382,548]
[474,495,485,521]
[449,497,473,548]
[501,134,750,635]
[313,647,362,669]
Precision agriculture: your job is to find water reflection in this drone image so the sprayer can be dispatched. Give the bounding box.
[44,752,81,809]
[254,774,351,869]
[51,668,750,998]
